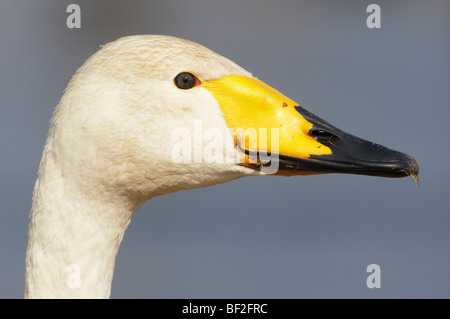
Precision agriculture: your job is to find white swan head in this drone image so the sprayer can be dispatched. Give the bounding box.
[52,35,256,201]
[50,34,418,204]
[26,35,418,298]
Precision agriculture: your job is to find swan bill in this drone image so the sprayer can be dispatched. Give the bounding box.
[202,75,419,179]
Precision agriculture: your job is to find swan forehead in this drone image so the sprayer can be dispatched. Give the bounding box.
[92,35,251,81]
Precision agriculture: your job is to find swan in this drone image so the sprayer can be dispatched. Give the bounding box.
[25,35,419,298]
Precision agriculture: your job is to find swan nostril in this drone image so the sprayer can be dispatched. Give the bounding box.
[310,129,340,144]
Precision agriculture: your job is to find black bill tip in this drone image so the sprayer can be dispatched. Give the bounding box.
[276,106,420,182]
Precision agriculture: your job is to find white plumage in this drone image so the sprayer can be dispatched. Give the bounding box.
[25,34,418,298]
[25,35,259,298]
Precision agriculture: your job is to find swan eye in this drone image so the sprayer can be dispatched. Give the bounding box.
[174,72,200,89]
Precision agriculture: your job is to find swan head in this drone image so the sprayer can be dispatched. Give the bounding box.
[50,35,419,201]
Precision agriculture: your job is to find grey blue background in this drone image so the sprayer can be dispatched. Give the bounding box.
[1,0,449,298]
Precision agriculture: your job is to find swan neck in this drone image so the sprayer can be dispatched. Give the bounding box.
[25,150,141,298]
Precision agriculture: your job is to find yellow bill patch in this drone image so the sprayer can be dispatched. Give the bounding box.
[201,75,332,161]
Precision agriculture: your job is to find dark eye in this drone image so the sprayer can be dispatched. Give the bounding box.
[174,72,200,89]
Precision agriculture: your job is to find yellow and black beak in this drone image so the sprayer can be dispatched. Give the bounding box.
[201,75,419,181]
[278,105,419,178]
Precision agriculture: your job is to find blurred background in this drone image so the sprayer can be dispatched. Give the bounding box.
[1,0,449,298]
